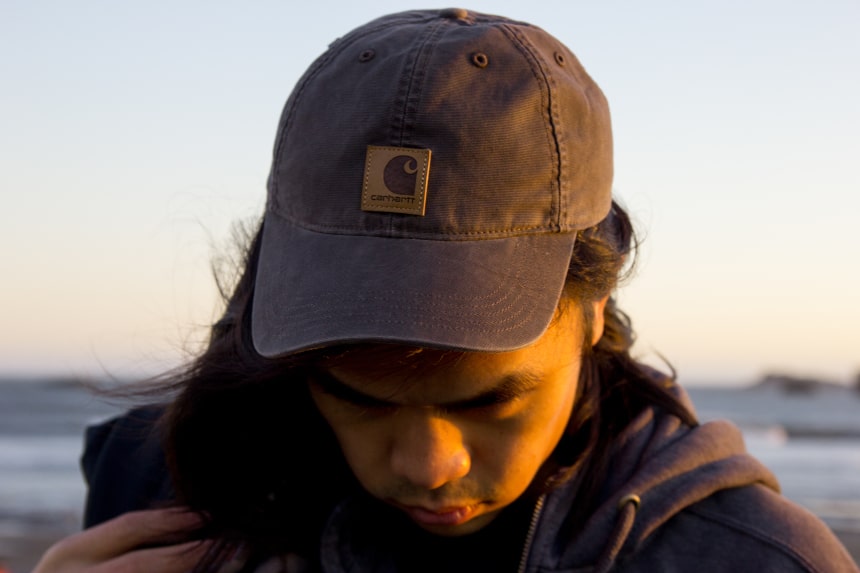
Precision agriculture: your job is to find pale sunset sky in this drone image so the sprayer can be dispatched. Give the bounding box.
[2,1,858,385]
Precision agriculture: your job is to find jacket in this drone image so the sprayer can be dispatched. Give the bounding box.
[82,399,858,571]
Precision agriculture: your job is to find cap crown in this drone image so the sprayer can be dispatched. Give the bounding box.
[267,9,612,241]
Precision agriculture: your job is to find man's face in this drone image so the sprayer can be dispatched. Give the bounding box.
[308,305,590,536]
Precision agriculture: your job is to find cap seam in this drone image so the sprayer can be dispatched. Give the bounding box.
[499,23,562,231]
[393,18,445,148]
[272,208,567,239]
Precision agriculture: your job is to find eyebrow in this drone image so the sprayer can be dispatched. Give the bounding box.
[310,368,543,411]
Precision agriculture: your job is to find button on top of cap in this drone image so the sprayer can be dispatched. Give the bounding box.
[439,8,469,20]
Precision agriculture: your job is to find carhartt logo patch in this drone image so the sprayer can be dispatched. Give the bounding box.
[362,146,431,216]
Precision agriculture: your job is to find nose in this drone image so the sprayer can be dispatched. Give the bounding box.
[390,411,471,490]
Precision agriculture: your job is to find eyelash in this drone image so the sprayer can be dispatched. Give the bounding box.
[344,394,396,412]
[352,393,521,418]
[312,372,529,416]
[456,393,518,411]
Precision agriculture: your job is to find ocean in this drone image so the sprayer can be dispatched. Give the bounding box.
[688,384,860,535]
[1,379,859,570]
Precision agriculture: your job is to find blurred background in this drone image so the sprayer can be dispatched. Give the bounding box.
[2,0,858,570]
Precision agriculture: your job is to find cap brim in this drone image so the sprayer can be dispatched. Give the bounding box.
[251,212,576,357]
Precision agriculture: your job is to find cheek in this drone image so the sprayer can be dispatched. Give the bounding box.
[476,405,570,484]
[309,392,392,489]
[479,432,544,495]
[329,423,390,488]
[487,379,578,478]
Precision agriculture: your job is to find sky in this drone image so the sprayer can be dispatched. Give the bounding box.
[2,1,858,385]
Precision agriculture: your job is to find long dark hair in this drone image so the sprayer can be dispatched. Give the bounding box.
[551,202,697,531]
[161,200,696,569]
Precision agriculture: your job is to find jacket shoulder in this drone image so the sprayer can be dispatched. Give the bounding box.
[628,484,858,572]
[81,405,174,527]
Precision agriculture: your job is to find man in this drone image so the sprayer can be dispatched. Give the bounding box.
[35,9,857,572]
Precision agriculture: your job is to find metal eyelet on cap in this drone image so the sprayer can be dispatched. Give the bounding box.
[554,51,566,66]
[358,49,375,63]
[440,7,469,20]
[471,52,489,68]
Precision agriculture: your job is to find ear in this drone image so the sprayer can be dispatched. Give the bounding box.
[590,296,610,347]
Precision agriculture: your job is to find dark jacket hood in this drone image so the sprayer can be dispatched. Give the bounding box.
[526,391,780,572]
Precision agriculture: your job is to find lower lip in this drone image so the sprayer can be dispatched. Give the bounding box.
[402,504,477,527]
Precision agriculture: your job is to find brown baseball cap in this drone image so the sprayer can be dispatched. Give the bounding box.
[251,8,613,356]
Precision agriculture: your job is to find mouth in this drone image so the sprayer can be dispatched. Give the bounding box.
[394,502,480,528]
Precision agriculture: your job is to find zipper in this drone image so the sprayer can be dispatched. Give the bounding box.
[516,493,546,573]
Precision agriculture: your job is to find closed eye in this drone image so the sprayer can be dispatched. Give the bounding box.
[444,386,529,413]
[310,369,398,411]
[311,368,540,417]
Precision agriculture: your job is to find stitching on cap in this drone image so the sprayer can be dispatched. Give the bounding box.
[395,19,445,147]
[289,307,534,336]
[272,203,556,238]
[288,260,526,309]
[498,24,561,230]
[277,261,551,333]
[287,298,533,333]
[285,216,555,238]
[282,275,541,336]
